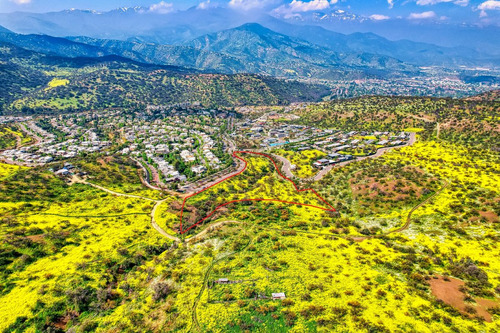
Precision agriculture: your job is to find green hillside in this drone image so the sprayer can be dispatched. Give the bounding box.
[0,42,330,114]
[295,95,500,149]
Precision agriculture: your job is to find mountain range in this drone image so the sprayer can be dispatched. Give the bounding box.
[0,5,498,94]
[0,6,499,68]
[0,40,331,112]
[0,23,418,80]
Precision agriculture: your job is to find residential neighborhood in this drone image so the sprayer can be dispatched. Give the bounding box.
[0,108,232,187]
[233,113,411,170]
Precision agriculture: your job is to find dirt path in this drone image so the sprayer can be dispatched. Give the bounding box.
[185,220,243,243]
[179,151,336,234]
[388,180,449,234]
[73,177,158,202]
[189,226,253,332]
[351,180,450,241]
[19,212,149,219]
[151,199,181,242]
[72,176,181,242]
[74,173,242,243]
[185,179,450,244]
[74,173,447,245]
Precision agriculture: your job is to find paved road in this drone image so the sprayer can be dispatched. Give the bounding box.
[183,138,243,194]
[187,159,245,193]
[131,158,162,191]
[167,137,239,194]
[269,153,295,179]
[272,133,417,182]
[131,158,188,198]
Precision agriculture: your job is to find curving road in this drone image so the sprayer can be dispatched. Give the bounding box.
[183,157,245,194]
[43,133,419,244]
[273,133,417,182]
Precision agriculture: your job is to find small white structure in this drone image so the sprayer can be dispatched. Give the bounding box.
[55,168,70,176]
[272,292,286,300]
[191,165,207,174]
[216,278,229,284]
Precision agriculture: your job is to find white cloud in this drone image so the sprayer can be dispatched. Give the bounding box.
[387,0,395,9]
[369,14,390,20]
[478,0,500,16]
[149,1,174,14]
[408,11,437,19]
[416,0,468,6]
[272,0,338,18]
[197,0,212,9]
[228,0,278,11]
[9,0,31,4]
[288,0,338,12]
[478,0,500,10]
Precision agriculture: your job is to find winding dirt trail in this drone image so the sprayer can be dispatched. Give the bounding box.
[17,130,419,245]
[184,181,450,331]
[73,177,158,202]
[189,226,254,333]
[74,175,244,244]
[73,176,181,242]
[151,199,181,242]
[350,180,450,242]
[185,220,242,243]
[186,180,450,244]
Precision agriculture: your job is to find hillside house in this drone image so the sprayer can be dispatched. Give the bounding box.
[272,292,286,300]
[216,278,229,284]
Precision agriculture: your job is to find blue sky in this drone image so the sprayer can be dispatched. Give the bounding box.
[0,0,499,23]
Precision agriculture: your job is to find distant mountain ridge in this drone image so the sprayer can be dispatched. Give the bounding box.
[1,6,498,57]
[0,41,331,113]
[0,23,419,80]
[0,29,108,58]
[0,7,252,44]
[260,22,500,68]
[0,25,11,33]
[185,23,416,78]
[270,8,500,55]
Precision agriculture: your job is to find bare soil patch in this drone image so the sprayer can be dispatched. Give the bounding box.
[479,211,499,223]
[429,275,499,322]
[26,234,46,243]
